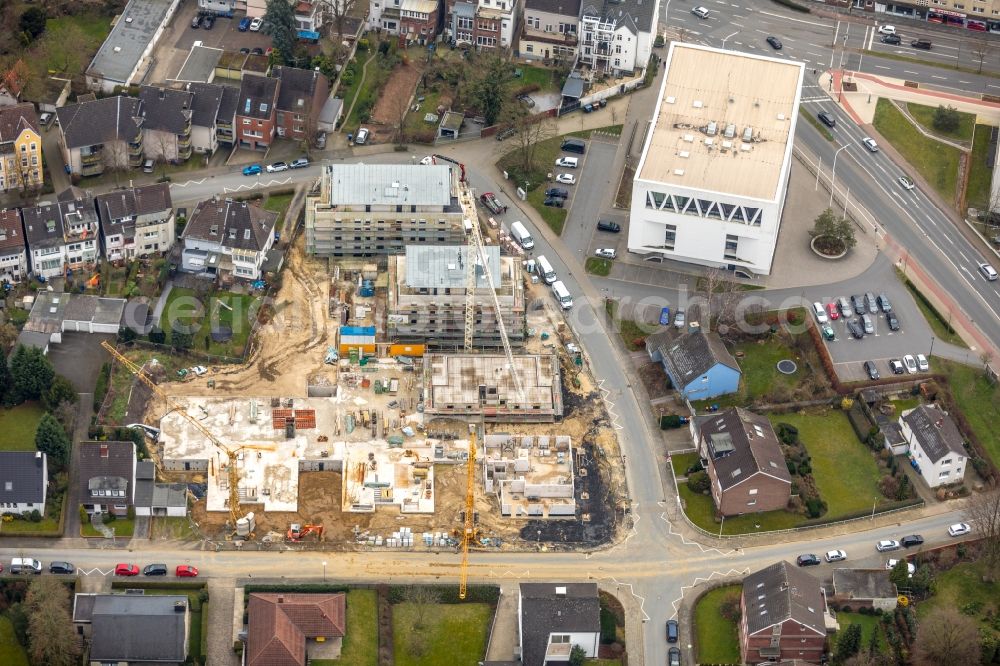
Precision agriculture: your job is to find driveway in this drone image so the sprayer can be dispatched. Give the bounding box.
[48,333,116,394]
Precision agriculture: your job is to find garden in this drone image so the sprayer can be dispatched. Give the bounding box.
[692,585,741,665]
[157,287,261,359]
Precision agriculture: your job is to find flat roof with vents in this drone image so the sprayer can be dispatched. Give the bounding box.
[86,0,177,86]
[637,43,804,201]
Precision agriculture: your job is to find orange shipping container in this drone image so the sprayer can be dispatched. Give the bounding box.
[339,343,377,355]
[388,344,425,357]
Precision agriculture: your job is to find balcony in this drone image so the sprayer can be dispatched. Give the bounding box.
[81,162,103,176]
[81,151,102,166]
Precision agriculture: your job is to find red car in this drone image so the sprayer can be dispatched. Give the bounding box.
[826,302,840,320]
[175,565,199,577]
[115,563,139,576]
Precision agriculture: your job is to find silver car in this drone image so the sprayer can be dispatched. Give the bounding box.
[864,292,878,314]
[861,314,874,335]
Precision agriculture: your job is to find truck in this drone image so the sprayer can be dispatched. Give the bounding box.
[552,281,573,310]
[535,255,557,284]
[510,221,534,250]
[11,558,42,574]
[479,192,504,215]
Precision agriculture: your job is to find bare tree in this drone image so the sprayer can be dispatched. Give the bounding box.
[966,488,1000,573]
[146,131,177,178]
[699,267,744,332]
[399,585,441,629]
[101,140,131,187]
[26,577,78,666]
[321,0,358,44]
[912,607,982,666]
[970,38,990,75]
[506,103,556,175]
[390,89,411,145]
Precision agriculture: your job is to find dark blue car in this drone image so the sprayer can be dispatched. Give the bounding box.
[238,16,251,31]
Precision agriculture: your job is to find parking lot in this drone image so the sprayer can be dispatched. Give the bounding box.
[555,137,624,261]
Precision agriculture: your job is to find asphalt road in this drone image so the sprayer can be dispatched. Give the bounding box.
[561,139,620,259]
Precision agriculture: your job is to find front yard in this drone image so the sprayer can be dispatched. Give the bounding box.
[339,589,378,665]
[693,585,741,665]
[263,192,295,233]
[0,403,45,451]
[0,615,29,666]
[391,602,491,666]
[967,124,996,210]
[81,515,135,538]
[936,359,1000,468]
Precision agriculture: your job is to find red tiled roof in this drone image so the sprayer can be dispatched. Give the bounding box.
[247,593,346,666]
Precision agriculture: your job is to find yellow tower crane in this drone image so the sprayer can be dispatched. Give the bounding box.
[100,340,272,534]
[459,427,477,600]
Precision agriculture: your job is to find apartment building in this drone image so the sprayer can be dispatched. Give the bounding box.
[387,244,525,349]
[0,208,28,283]
[578,0,658,75]
[95,182,175,261]
[0,102,42,192]
[56,96,144,177]
[180,197,278,281]
[235,74,280,150]
[518,0,580,62]
[445,0,521,48]
[273,66,330,143]
[305,164,467,257]
[21,189,100,278]
[139,86,194,163]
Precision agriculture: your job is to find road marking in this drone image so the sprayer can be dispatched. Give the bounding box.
[959,80,971,84]
[732,22,744,27]
[960,251,970,263]
[807,51,824,58]
[171,178,207,187]
[990,84,1000,90]
[875,163,888,175]
[670,569,751,620]
[875,65,891,70]
[903,70,919,74]
[758,9,832,28]
[689,30,701,35]
[945,235,956,245]
[931,75,947,80]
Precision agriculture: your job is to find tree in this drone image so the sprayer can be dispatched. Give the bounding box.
[889,558,911,589]
[400,586,441,629]
[507,102,555,175]
[834,622,863,663]
[148,327,166,344]
[389,87,411,145]
[321,0,357,44]
[966,488,1000,573]
[569,645,587,666]
[0,355,13,406]
[970,39,990,75]
[26,577,78,666]
[52,399,78,437]
[810,208,857,255]
[101,139,131,187]
[264,0,297,66]
[469,54,513,127]
[44,375,77,411]
[9,344,55,403]
[699,267,746,333]
[932,105,961,134]
[686,470,710,493]
[19,7,47,43]
[35,413,70,469]
[172,330,194,351]
[37,22,89,75]
[913,607,981,666]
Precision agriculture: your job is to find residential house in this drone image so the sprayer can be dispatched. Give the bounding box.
[20,201,67,278]
[273,66,330,143]
[444,0,520,48]
[899,404,968,489]
[831,569,898,612]
[74,593,190,665]
[400,0,443,44]
[189,81,240,149]
[519,583,600,666]
[0,208,28,283]
[95,182,175,261]
[180,197,278,282]
[518,0,580,62]
[139,85,194,163]
[645,328,741,400]
[21,189,101,279]
[578,0,659,75]
[246,593,346,666]
[199,0,238,13]
[444,0,476,44]
[294,0,325,33]
[134,460,188,517]
[0,61,26,106]
[0,102,42,192]
[696,407,791,517]
[740,561,829,665]
[0,452,47,517]
[79,441,136,517]
[22,291,126,343]
[56,187,101,272]
[56,96,144,177]
[236,74,280,150]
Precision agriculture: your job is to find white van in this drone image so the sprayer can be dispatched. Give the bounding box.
[11,558,42,574]
[536,255,557,284]
[510,221,534,250]
[552,281,573,309]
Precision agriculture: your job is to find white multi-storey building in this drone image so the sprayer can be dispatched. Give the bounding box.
[899,404,968,489]
[628,43,804,276]
[577,0,658,74]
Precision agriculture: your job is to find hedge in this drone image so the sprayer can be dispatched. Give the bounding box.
[388,584,500,605]
[111,580,207,591]
[600,607,617,644]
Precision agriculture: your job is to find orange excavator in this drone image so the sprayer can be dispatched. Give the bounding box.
[287,523,324,541]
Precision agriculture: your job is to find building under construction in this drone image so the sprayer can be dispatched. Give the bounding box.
[422,354,563,423]
[386,245,525,350]
[304,164,467,257]
[483,434,576,519]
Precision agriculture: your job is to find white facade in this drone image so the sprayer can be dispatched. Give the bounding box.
[628,44,803,276]
[899,409,968,489]
[0,249,27,283]
[479,0,520,49]
[30,245,68,279]
[198,0,237,12]
[517,593,599,661]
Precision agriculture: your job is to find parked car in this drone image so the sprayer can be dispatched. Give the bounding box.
[916,354,929,372]
[898,175,915,190]
[864,292,878,314]
[49,561,74,574]
[191,14,202,28]
[821,324,835,341]
[826,302,840,320]
[903,354,917,374]
[812,302,828,324]
[885,559,915,577]
[242,164,262,176]
[555,157,578,168]
[878,24,897,35]
[315,131,327,149]
[877,293,892,312]
[289,158,309,169]
[597,220,621,233]
[889,359,905,375]
[837,296,852,318]
[595,248,617,259]
[948,522,971,537]
[249,16,263,31]
[861,314,874,335]
[669,646,681,666]
[556,173,576,185]
[851,294,865,315]
[518,94,536,108]
[881,34,901,45]
[818,111,836,128]
[901,534,924,548]
[250,47,264,55]
[876,539,900,552]
[911,39,932,50]
[496,127,516,141]
[862,137,879,153]
[143,563,168,576]
[766,36,782,49]
[238,16,252,31]
[176,565,199,577]
[666,619,679,643]
[354,127,369,145]
[825,549,848,563]
[847,319,864,339]
[864,360,880,380]
[674,309,686,329]
[796,554,821,567]
[691,5,709,18]
[266,162,288,173]
[545,188,569,199]
[39,112,52,126]
[239,47,251,54]
[115,563,140,576]
[886,311,899,331]
[202,15,215,29]
[543,197,564,208]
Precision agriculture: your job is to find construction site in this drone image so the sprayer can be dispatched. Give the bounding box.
[115,157,627,551]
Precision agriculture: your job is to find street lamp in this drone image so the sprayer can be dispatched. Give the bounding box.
[322,561,327,582]
[929,336,935,358]
[829,144,849,207]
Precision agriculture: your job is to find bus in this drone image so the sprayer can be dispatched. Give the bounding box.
[535,255,557,284]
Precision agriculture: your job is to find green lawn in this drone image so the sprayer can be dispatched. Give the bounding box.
[0,403,45,451]
[585,257,612,276]
[693,338,803,411]
[159,287,260,358]
[516,65,562,93]
[670,452,701,478]
[873,98,962,206]
[917,561,999,621]
[43,13,112,75]
[150,516,197,540]
[263,192,295,233]
[694,585,741,665]
[0,615,29,666]
[497,134,563,196]
[339,589,377,666]
[403,90,442,140]
[527,187,567,235]
[898,270,965,347]
[392,602,491,666]
[81,517,135,538]
[891,397,921,414]
[799,106,834,141]
[834,612,883,649]
[905,102,976,143]
[679,484,805,534]
[769,410,882,515]
[937,359,1000,466]
[966,124,996,210]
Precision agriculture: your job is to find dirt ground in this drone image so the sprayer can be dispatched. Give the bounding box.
[369,61,425,142]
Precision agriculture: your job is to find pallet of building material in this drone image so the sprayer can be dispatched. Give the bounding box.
[294,409,316,429]
[272,409,293,429]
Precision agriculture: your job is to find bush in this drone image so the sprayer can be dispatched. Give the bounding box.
[805,497,826,518]
[28,509,41,523]
[797,461,812,476]
[687,470,710,494]
[654,35,665,47]
[600,608,617,644]
[659,414,682,429]
[149,327,166,344]
[932,105,961,133]
[777,423,799,444]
